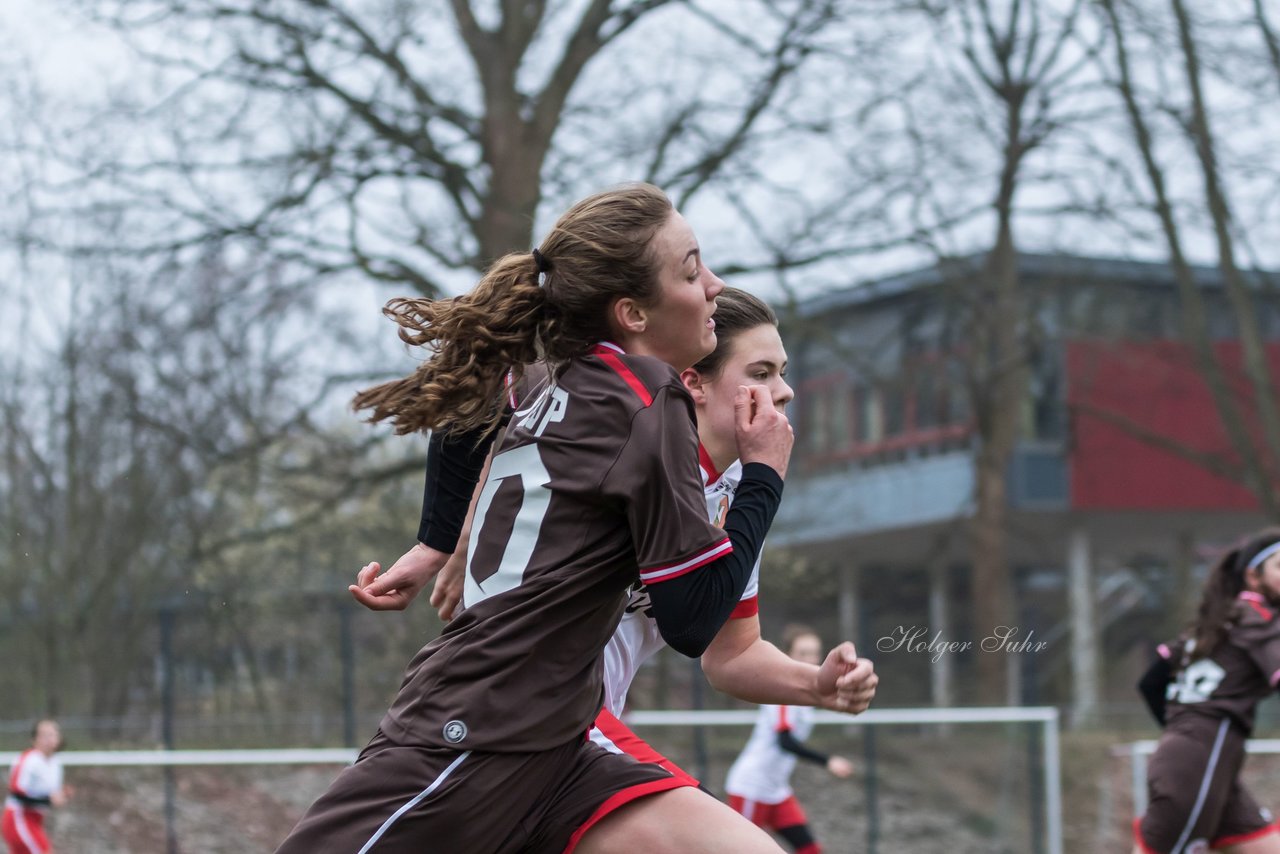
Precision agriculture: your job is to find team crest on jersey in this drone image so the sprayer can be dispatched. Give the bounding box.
[443,719,468,744]
[624,581,653,617]
[712,496,730,528]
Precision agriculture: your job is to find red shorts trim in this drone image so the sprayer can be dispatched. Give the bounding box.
[1213,821,1280,848]
[1132,816,1160,854]
[729,793,808,831]
[593,709,698,785]
[562,777,691,854]
[730,596,759,619]
[563,711,702,853]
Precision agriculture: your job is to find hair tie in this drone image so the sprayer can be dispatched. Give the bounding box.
[532,248,552,288]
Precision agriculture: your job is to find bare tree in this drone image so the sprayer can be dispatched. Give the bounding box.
[1097,0,1280,518]
[0,218,403,729]
[41,0,869,292]
[1,0,908,730]
[1254,0,1280,91]
[907,0,1098,703]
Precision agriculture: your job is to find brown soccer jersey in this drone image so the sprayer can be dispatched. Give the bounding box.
[1163,591,1280,735]
[381,343,731,752]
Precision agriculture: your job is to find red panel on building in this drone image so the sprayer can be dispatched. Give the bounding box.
[1067,340,1280,510]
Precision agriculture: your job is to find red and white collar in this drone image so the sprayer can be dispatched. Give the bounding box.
[592,341,626,356]
[698,443,722,486]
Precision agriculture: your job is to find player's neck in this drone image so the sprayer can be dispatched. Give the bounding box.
[700,431,736,476]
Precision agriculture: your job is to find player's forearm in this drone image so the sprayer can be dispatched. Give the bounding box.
[417,417,505,552]
[703,638,821,706]
[649,465,783,657]
[1137,651,1172,727]
[777,729,831,766]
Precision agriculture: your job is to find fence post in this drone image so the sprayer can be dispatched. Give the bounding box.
[690,658,709,782]
[858,598,879,854]
[1027,720,1044,853]
[159,606,178,854]
[1044,713,1063,854]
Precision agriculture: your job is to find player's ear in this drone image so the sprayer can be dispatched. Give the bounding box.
[681,367,708,403]
[610,296,647,337]
[1244,564,1263,592]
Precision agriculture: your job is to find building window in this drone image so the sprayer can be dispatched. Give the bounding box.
[830,382,852,451]
[807,393,830,454]
[800,376,854,457]
[882,380,906,437]
[944,359,970,425]
[854,381,883,445]
[913,366,939,431]
[1023,344,1065,441]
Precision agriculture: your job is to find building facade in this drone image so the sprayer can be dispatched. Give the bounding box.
[773,253,1280,722]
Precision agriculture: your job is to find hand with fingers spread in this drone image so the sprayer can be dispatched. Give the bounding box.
[816,642,878,715]
[349,543,450,611]
[734,384,793,479]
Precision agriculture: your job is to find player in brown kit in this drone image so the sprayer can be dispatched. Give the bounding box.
[422,288,878,853]
[276,184,804,853]
[1134,529,1280,854]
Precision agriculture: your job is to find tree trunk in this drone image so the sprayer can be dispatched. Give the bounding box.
[1100,0,1280,518]
[969,139,1027,703]
[1172,0,1280,513]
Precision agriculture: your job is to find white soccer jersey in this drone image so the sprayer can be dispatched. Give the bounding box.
[596,449,761,722]
[724,703,816,803]
[5,749,62,812]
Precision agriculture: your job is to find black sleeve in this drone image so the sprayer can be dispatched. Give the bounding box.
[647,463,783,658]
[777,729,830,766]
[1137,652,1173,727]
[416,415,507,552]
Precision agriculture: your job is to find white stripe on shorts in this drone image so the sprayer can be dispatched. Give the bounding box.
[588,726,624,756]
[13,805,46,854]
[1171,718,1230,854]
[356,750,471,854]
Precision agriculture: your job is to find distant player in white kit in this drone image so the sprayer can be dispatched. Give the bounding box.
[725,626,856,854]
[3,720,70,854]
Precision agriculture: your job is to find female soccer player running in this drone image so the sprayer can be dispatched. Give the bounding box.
[278,184,794,853]
[577,291,875,852]
[1133,529,1280,854]
[421,288,877,852]
[724,626,856,854]
[3,720,70,854]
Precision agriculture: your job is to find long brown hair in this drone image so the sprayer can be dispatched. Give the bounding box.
[354,183,674,435]
[691,286,777,380]
[1190,528,1280,659]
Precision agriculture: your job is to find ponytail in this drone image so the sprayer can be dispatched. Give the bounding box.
[354,183,674,435]
[353,253,550,436]
[1190,547,1245,659]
